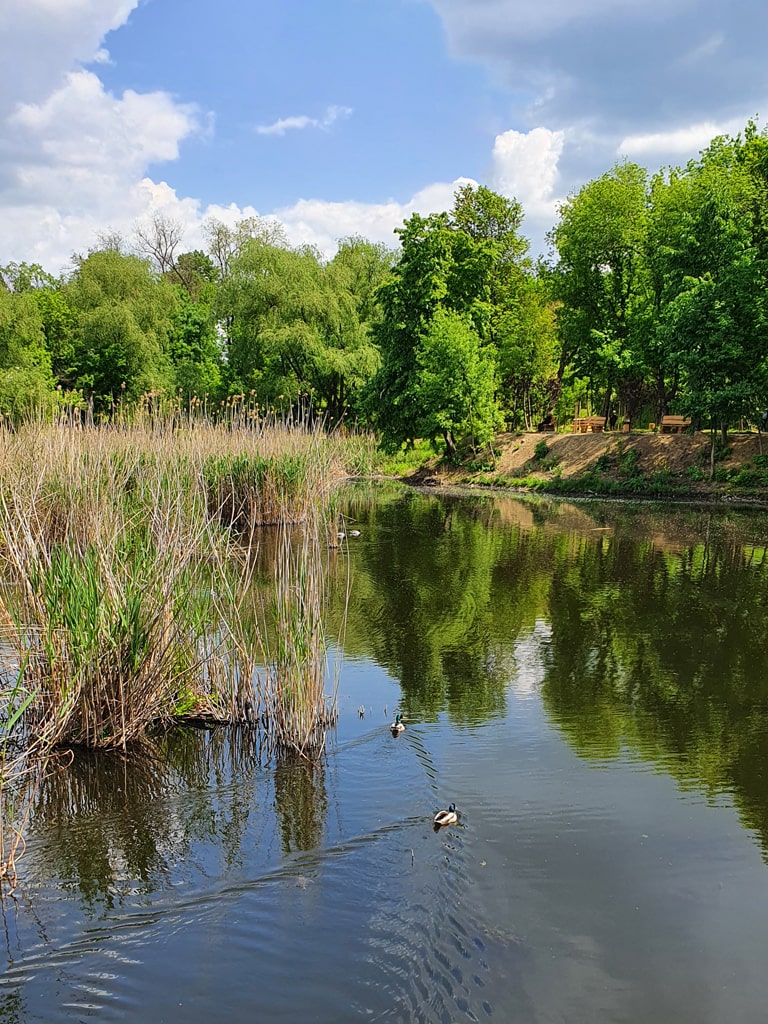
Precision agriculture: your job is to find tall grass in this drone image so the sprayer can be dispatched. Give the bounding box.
[204,452,321,529]
[261,515,339,759]
[0,415,359,882]
[0,427,217,749]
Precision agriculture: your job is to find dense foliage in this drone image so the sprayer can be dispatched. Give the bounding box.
[2,122,768,450]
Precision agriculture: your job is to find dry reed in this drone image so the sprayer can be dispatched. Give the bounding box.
[0,414,354,882]
[261,512,339,760]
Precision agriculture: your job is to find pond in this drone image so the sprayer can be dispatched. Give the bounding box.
[4,486,768,1023]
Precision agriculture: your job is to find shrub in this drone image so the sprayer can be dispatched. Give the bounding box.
[617,446,641,478]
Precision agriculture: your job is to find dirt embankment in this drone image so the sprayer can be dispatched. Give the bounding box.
[409,429,768,502]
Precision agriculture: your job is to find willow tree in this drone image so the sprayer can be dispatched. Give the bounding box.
[217,236,381,421]
[0,286,58,419]
[64,249,178,412]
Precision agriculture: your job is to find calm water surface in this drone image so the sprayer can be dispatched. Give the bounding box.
[4,487,768,1023]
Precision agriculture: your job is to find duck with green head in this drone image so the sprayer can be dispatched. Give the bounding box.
[433,803,458,828]
[390,712,405,736]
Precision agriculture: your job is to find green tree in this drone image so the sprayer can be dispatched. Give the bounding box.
[415,309,500,455]
[0,261,56,293]
[64,250,177,412]
[550,162,650,422]
[169,291,223,402]
[658,155,768,449]
[34,287,77,386]
[171,250,219,300]
[449,183,527,260]
[0,287,58,419]
[368,185,532,452]
[203,215,288,281]
[366,212,457,450]
[496,274,560,429]
[217,237,379,421]
[325,237,392,418]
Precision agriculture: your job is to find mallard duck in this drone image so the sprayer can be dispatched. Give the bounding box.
[390,712,405,735]
[433,803,458,827]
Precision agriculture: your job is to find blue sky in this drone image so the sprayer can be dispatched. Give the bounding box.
[99,0,497,207]
[2,0,767,271]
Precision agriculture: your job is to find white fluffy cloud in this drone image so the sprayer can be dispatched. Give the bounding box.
[272,128,565,257]
[3,0,768,275]
[491,127,564,249]
[0,0,138,112]
[271,177,475,254]
[1,68,201,268]
[11,70,198,186]
[2,40,562,269]
[618,118,744,157]
[0,1,566,270]
[0,0,204,268]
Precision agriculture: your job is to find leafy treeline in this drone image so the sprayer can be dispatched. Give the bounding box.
[2,121,767,449]
[552,121,768,440]
[0,220,391,425]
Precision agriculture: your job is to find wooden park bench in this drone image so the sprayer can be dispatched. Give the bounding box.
[659,415,691,434]
[572,415,607,433]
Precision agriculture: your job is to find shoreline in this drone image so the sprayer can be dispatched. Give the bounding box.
[398,429,768,508]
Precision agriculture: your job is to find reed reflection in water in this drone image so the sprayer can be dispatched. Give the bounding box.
[273,755,327,854]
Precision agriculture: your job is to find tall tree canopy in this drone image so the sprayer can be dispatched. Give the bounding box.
[367,184,547,452]
[0,121,766,444]
[550,162,650,421]
[64,250,178,412]
[216,234,386,421]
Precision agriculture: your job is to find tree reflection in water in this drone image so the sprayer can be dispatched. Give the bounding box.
[337,487,768,859]
[23,490,768,891]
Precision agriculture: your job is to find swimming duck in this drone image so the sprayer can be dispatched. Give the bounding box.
[433,803,458,828]
[390,712,405,736]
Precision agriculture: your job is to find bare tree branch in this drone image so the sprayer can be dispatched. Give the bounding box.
[134,213,185,281]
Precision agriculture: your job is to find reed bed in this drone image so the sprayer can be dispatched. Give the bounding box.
[261,515,339,759]
[0,414,357,883]
[0,427,217,749]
